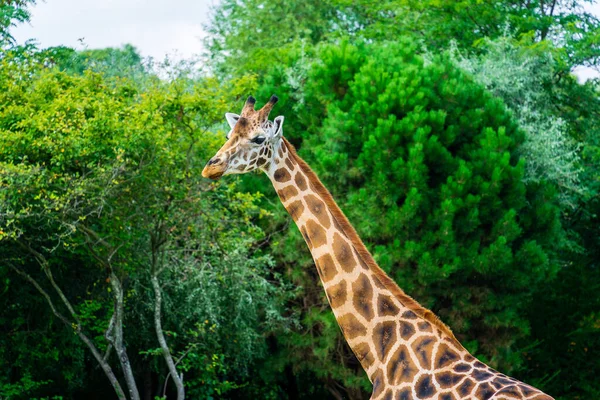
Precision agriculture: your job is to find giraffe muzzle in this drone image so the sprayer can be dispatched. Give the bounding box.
[202,157,227,180]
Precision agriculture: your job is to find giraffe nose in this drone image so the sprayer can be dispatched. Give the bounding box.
[207,157,221,166]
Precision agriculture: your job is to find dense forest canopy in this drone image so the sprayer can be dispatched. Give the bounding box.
[1,0,599,399]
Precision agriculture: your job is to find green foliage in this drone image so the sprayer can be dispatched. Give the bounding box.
[0,0,35,46]
[206,0,600,76]
[450,36,600,398]
[182,352,241,399]
[390,0,600,69]
[205,0,344,77]
[524,79,600,399]
[0,264,87,399]
[0,47,291,399]
[450,35,588,210]
[45,44,147,78]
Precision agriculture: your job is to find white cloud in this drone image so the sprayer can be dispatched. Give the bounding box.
[12,0,217,61]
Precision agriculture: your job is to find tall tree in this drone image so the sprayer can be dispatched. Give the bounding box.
[206,0,600,75]
[0,0,35,45]
[242,39,566,397]
[394,0,600,66]
[205,0,344,77]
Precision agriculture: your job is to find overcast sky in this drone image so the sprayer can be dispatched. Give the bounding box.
[12,0,600,80]
[13,0,215,61]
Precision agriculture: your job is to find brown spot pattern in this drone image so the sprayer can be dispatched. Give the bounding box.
[473,369,494,381]
[326,280,347,308]
[373,321,397,361]
[397,388,414,400]
[299,226,309,245]
[305,194,331,228]
[338,313,367,340]
[277,185,298,202]
[435,343,459,369]
[285,157,294,170]
[330,211,345,233]
[371,369,384,398]
[453,362,472,373]
[354,248,369,270]
[372,275,387,289]
[519,384,538,396]
[294,172,307,190]
[332,233,357,272]
[286,200,304,220]
[353,342,375,370]
[273,168,291,182]
[457,378,475,397]
[399,321,416,340]
[476,382,496,400]
[435,371,463,389]
[315,254,337,283]
[495,386,522,397]
[444,335,464,350]
[377,294,399,317]
[382,389,393,400]
[352,273,374,320]
[417,321,433,332]
[440,393,457,400]
[305,219,327,248]
[256,157,268,167]
[415,374,436,399]
[387,344,417,385]
[411,335,435,369]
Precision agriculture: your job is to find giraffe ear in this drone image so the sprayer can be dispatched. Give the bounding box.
[273,115,284,138]
[225,113,240,129]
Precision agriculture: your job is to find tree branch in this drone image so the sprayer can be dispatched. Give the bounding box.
[107,272,141,400]
[77,226,141,400]
[16,240,81,324]
[152,273,185,400]
[8,263,127,400]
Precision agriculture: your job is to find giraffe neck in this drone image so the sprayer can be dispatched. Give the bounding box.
[267,139,458,373]
[264,138,553,399]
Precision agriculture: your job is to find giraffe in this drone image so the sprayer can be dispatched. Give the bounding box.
[202,96,554,400]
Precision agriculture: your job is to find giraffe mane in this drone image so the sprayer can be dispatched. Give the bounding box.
[282,137,460,343]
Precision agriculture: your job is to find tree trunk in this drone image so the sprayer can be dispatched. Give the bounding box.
[107,273,141,400]
[152,274,185,400]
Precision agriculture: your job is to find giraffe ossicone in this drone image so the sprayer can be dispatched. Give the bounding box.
[202,96,554,400]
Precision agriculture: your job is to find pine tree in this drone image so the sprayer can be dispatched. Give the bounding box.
[256,39,565,394]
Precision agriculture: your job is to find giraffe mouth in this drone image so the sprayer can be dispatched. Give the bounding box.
[201,164,226,180]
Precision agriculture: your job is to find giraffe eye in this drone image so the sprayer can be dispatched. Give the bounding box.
[250,136,266,145]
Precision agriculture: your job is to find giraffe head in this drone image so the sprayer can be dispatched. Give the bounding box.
[201,95,284,180]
